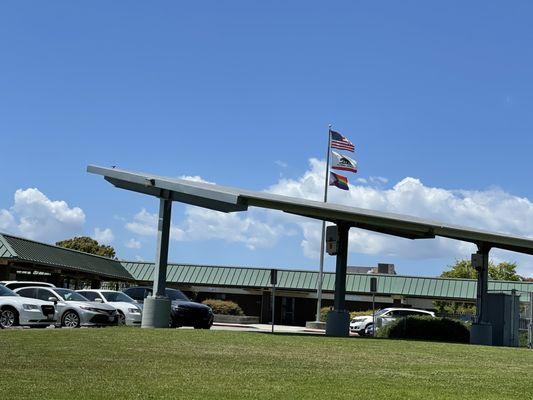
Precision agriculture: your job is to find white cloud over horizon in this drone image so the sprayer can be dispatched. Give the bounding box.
[4,164,530,277]
[125,238,142,249]
[0,188,85,242]
[93,227,114,245]
[125,209,185,241]
[123,158,533,275]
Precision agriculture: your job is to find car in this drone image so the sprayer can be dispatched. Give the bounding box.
[14,286,119,328]
[0,284,56,328]
[0,281,56,290]
[349,307,435,336]
[76,289,142,326]
[123,286,214,329]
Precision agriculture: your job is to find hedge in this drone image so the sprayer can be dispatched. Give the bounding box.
[377,316,470,343]
[319,307,374,322]
[201,299,244,316]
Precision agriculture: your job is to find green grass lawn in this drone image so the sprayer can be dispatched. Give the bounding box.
[1,328,532,400]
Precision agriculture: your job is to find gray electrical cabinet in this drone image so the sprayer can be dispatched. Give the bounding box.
[485,293,520,347]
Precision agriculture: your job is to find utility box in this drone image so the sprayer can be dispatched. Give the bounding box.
[485,293,520,347]
[326,225,338,255]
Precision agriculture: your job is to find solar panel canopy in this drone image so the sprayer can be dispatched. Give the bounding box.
[87,165,533,256]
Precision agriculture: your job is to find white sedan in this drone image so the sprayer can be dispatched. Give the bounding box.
[0,285,56,328]
[350,307,435,336]
[77,289,142,326]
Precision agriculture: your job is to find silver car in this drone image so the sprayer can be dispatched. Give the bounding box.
[14,287,118,328]
[77,289,142,326]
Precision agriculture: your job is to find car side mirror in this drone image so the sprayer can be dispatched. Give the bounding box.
[94,298,103,303]
[48,296,58,304]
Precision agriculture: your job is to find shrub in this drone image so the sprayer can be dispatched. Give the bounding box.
[202,299,244,316]
[319,306,333,322]
[350,310,374,319]
[319,307,374,322]
[377,316,470,343]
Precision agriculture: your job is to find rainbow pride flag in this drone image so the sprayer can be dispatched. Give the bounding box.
[329,171,349,191]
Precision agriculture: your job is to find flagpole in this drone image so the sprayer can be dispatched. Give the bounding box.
[315,124,331,323]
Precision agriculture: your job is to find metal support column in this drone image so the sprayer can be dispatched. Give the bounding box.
[142,193,173,328]
[474,244,490,324]
[326,222,350,337]
[153,196,172,297]
[470,243,493,345]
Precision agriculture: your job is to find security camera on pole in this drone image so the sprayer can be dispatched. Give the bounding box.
[315,126,357,323]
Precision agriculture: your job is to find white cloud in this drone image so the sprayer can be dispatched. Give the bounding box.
[369,176,389,184]
[0,188,85,242]
[0,209,15,230]
[125,209,184,241]
[267,159,533,276]
[275,160,288,168]
[93,228,114,244]
[125,238,142,249]
[124,206,291,251]
[182,207,290,250]
[122,159,533,276]
[179,175,214,184]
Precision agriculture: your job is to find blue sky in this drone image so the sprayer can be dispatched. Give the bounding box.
[1,1,532,277]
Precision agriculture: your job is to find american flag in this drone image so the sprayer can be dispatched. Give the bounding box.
[330,130,354,152]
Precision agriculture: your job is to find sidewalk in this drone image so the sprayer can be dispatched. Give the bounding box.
[213,322,326,334]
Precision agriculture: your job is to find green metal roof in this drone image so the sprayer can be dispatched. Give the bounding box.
[0,233,134,281]
[0,234,17,258]
[121,262,533,301]
[1,231,531,300]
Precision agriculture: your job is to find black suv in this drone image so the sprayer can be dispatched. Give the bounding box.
[123,286,213,329]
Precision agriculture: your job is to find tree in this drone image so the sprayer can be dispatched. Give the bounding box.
[441,260,477,280]
[441,259,522,281]
[434,259,522,314]
[489,262,522,281]
[56,236,116,259]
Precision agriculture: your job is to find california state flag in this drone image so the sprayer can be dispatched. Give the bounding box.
[331,151,357,173]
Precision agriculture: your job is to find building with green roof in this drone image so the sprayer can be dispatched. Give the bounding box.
[1,232,531,325]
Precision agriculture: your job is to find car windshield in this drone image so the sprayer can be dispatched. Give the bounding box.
[374,309,390,317]
[165,289,189,301]
[101,291,135,303]
[55,288,89,302]
[0,285,17,297]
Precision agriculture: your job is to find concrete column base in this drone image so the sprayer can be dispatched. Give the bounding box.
[141,296,171,328]
[470,323,493,346]
[325,310,350,337]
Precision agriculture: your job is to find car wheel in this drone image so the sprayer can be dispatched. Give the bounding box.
[0,307,19,328]
[365,323,374,336]
[62,311,80,328]
[117,312,126,326]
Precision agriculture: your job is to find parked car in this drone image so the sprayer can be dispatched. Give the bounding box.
[123,286,214,329]
[349,307,435,336]
[77,289,142,326]
[0,281,56,290]
[0,285,56,328]
[14,287,118,328]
